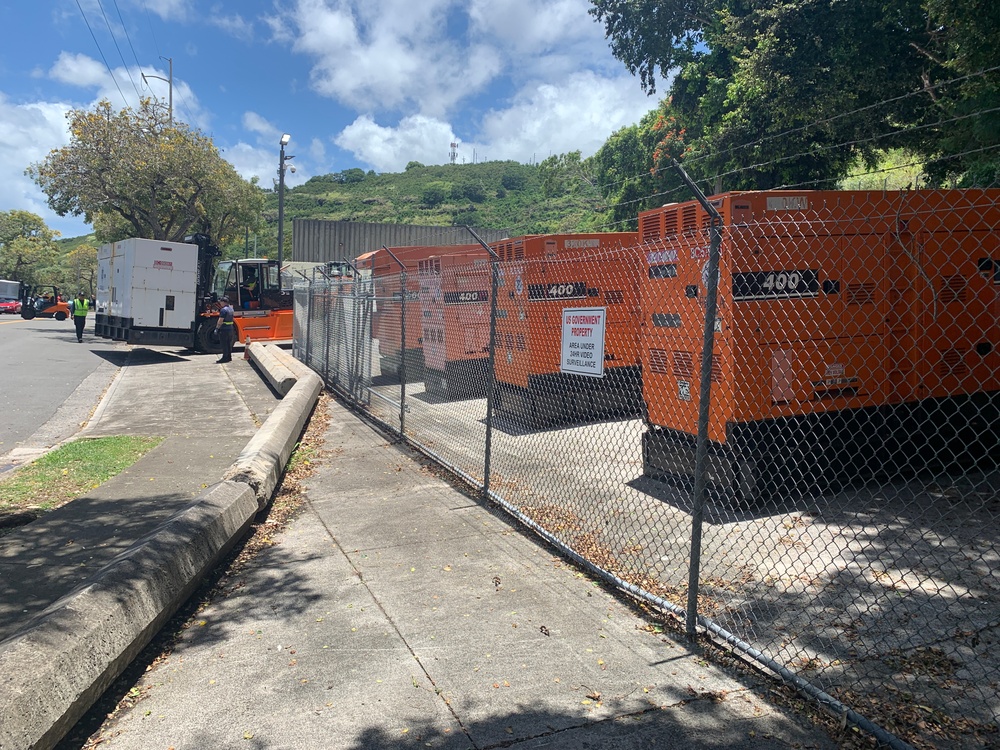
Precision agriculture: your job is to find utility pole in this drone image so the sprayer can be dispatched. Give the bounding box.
[142,56,173,124]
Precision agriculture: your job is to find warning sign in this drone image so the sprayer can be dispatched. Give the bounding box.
[560,307,606,377]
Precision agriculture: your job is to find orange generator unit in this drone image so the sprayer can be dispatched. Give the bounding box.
[418,247,492,399]
[639,189,1000,502]
[491,232,642,428]
[367,245,479,382]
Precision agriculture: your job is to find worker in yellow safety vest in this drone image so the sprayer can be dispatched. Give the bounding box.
[72,292,89,343]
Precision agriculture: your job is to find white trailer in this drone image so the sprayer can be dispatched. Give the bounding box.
[95,238,201,347]
[0,279,19,301]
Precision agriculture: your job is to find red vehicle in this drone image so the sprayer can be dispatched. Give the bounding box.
[0,299,21,315]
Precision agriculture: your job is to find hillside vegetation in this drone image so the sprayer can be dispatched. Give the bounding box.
[269,158,609,238]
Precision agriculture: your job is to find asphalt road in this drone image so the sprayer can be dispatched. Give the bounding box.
[0,315,128,467]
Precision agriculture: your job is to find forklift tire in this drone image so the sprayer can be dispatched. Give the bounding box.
[196,320,224,354]
[54,312,67,321]
[20,306,36,320]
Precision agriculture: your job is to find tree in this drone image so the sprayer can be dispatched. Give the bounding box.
[537,151,597,199]
[61,244,99,296]
[421,182,449,206]
[0,210,59,284]
[592,101,689,228]
[28,99,265,245]
[590,0,999,189]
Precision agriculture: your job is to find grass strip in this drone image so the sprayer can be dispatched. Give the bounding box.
[0,436,164,513]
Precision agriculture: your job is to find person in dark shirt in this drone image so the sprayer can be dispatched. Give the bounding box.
[215,296,235,363]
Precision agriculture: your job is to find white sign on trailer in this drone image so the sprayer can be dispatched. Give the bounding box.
[560,307,606,377]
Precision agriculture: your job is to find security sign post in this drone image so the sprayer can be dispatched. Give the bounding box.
[560,307,606,377]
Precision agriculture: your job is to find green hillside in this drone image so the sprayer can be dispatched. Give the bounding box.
[266,159,608,237]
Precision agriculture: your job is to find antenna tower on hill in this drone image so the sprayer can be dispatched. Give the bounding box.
[449,142,458,164]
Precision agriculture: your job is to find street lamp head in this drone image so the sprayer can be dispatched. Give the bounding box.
[280,133,291,146]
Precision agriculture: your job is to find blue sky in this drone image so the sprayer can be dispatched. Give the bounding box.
[0,0,664,239]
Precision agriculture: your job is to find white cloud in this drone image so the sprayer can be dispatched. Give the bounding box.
[208,12,254,41]
[243,111,281,140]
[131,0,190,22]
[46,53,209,132]
[472,72,654,161]
[335,114,456,172]
[0,92,89,237]
[271,0,502,116]
[333,71,654,171]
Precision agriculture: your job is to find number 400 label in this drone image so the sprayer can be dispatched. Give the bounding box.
[732,269,819,301]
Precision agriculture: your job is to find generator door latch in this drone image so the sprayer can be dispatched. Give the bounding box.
[822,279,841,294]
[685,285,699,298]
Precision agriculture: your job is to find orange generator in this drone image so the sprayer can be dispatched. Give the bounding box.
[491,232,643,428]
[639,189,1000,501]
[418,248,492,399]
[367,245,479,382]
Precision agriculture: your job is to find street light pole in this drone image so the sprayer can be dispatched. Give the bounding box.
[141,56,173,125]
[277,133,293,271]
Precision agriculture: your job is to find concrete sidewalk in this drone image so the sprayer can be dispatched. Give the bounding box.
[91,396,837,750]
[0,348,281,643]
[0,344,322,750]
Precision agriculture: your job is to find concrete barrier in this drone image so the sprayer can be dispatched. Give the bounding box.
[225,346,323,508]
[0,481,258,750]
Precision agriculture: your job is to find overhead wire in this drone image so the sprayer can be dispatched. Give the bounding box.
[587,65,1000,200]
[112,0,146,83]
[95,0,142,102]
[73,0,129,109]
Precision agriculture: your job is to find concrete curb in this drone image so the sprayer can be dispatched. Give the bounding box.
[225,344,323,508]
[247,342,296,396]
[0,481,258,750]
[0,348,323,750]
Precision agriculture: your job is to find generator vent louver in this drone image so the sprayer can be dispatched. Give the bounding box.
[640,216,661,243]
[681,205,697,233]
[710,355,722,383]
[847,282,877,305]
[649,348,670,375]
[939,275,968,304]
[673,350,694,378]
[938,348,969,378]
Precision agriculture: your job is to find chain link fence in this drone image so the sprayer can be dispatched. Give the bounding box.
[294,189,1000,750]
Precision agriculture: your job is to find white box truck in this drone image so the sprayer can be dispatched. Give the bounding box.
[0,279,19,301]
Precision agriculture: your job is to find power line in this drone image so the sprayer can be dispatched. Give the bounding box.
[112,0,145,78]
[96,0,142,101]
[682,65,1000,169]
[141,0,162,57]
[73,0,129,109]
[588,65,1000,199]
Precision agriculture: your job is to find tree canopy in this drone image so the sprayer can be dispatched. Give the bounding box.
[0,210,60,285]
[28,99,265,245]
[589,0,1000,189]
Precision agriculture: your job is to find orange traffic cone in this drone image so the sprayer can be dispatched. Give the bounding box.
[243,335,251,360]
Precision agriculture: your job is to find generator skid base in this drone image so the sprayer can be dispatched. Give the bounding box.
[378,348,425,384]
[496,367,642,430]
[642,394,1000,506]
[95,313,194,348]
[423,359,490,401]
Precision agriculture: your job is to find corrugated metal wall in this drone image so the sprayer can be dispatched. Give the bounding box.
[292,220,511,263]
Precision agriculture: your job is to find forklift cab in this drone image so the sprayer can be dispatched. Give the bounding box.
[214,260,286,311]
